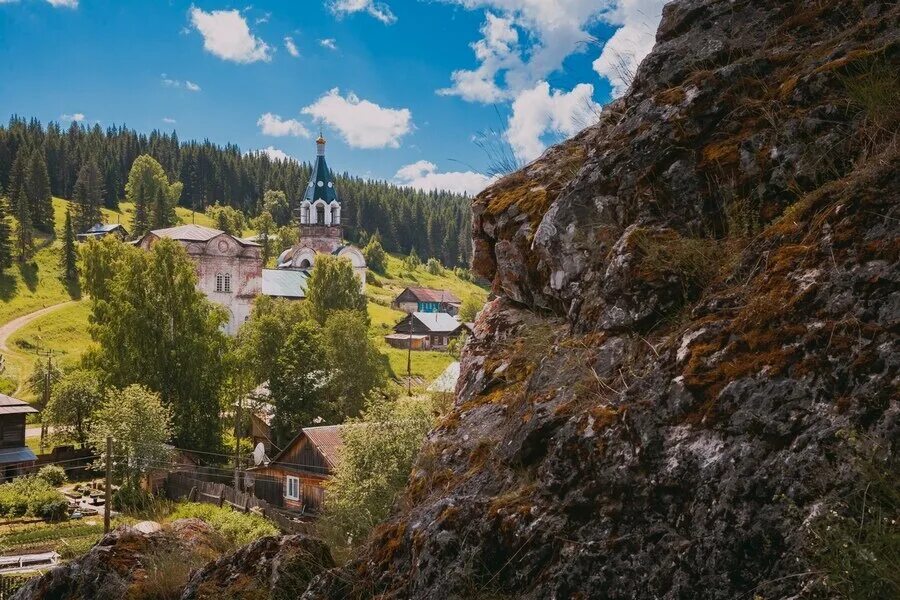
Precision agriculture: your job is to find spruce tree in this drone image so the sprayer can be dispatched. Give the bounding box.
[14,180,34,262]
[25,149,54,233]
[7,149,27,214]
[61,209,77,281]
[0,187,11,272]
[72,159,104,233]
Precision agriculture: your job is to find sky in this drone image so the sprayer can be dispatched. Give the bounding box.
[0,0,666,195]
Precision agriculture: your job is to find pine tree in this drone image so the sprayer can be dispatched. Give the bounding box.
[25,149,54,233]
[0,187,12,272]
[7,149,27,214]
[61,209,77,280]
[14,180,34,262]
[72,159,104,233]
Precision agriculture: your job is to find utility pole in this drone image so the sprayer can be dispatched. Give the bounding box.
[407,314,413,396]
[104,436,112,534]
[37,350,54,454]
[234,395,242,490]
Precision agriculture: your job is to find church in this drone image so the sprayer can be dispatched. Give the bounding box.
[262,135,366,299]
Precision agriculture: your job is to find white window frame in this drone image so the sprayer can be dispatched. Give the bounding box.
[285,475,299,500]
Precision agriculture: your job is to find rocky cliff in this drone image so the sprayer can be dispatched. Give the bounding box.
[305,0,899,598]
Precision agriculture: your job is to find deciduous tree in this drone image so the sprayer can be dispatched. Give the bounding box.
[263,189,291,226]
[125,155,181,236]
[44,368,103,447]
[89,384,172,489]
[269,321,331,447]
[83,237,228,451]
[323,310,387,419]
[305,254,366,325]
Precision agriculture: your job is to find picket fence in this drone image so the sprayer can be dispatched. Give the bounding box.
[164,472,311,535]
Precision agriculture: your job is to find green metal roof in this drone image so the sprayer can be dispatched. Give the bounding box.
[303,138,338,204]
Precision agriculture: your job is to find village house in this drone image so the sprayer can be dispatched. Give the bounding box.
[136,224,262,335]
[0,394,38,482]
[76,223,129,242]
[386,312,468,350]
[249,424,345,513]
[266,135,366,297]
[392,287,462,315]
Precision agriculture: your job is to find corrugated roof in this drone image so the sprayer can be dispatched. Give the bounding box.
[402,287,462,304]
[427,361,460,393]
[302,425,345,469]
[412,311,462,332]
[150,224,261,247]
[0,447,38,464]
[0,394,39,415]
[151,224,223,242]
[261,269,309,298]
[86,223,127,234]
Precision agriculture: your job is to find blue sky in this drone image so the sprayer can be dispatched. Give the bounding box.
[0,0,665,194]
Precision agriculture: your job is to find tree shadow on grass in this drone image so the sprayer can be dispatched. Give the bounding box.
[18,261,38,293]
[64,275,82,300]
[0,272,18,301]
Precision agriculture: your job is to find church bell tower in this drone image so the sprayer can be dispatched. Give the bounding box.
[298,135,343,254]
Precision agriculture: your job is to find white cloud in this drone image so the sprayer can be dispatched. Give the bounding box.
[249,146,297,163]
[506,81,600,161]
[395,160,495,196]
[592,0,666,96]
[162,117,177,124]
[161,74,201,92]
[329,0,396,25]
[60,113,85,122]
[257,113,310,138]
[46,0,78,7]
[439,1,607,103]
[319,38,337,51]
[189,7,272,64]
[284,36,300,57]
[438,13,521,103]
[302,89,412,149]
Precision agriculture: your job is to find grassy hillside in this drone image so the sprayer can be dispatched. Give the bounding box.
[0,198,486,398]
[0,198,233,398]
[365,253,487,384]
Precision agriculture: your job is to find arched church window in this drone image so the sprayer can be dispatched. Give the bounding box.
[331,205,340,225]
[223,273,232,293]
[316,204,325,225]
[215,273,224,293]
[299,259,312,269]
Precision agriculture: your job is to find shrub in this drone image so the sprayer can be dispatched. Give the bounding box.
[425,257,443,275]
[113,483,156,513]
[362,237,387,273]
[168,503,278,547]
[37,465,67,487]
[0,476,68,520]
[453,267,473,282]
[403,249,421,271]
[458,295,483,323]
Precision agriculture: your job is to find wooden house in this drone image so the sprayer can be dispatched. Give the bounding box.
[76,223,129,242]
[386,312,467,350]
[0,394,38,482]
[249,425,345,512]
[392,287,462,315]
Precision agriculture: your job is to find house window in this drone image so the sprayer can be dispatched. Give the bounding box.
[223,273,232,293]
[285,476,299,500]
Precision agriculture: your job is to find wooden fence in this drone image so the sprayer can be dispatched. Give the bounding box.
[0,573,31,599]
[164,473,312,535]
